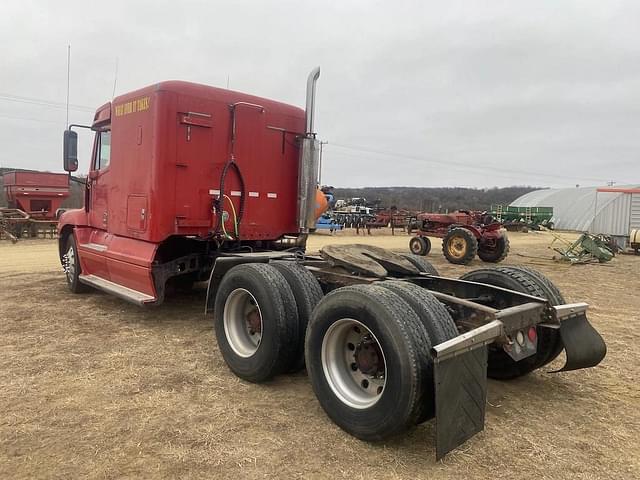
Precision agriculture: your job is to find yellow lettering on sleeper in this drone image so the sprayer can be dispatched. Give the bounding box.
[114,96,150,117]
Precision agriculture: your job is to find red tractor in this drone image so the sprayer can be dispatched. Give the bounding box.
[408,210,509,265]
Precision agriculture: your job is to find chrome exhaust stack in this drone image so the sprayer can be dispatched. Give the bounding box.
[298,67,321,234]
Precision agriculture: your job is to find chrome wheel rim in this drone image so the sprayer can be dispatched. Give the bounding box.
[321,319,387,409]
[223,288,263,358]
[64,245,76,282]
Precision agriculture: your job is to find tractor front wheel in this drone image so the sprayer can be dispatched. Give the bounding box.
[409,236,431,256]
[442,228,478,265]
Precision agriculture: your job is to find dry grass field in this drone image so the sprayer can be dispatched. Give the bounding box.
[1,230,639,479]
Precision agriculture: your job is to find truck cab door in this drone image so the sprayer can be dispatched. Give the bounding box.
[88,129,111,230]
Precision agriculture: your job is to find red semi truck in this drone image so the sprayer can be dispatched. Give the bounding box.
[58,68,606,459]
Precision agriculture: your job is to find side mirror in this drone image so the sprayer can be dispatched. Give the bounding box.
[63,130,78,172]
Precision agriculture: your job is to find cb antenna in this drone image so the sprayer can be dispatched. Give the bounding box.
[66,44,70,128]
[112,57,119,98]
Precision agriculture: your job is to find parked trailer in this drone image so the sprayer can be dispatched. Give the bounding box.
[491,204,554,231]
[1,171,69,240]
[57,68,606,459]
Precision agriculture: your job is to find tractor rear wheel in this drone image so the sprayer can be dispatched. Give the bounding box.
[213,263,299,382]
[305,284,432,440]
[442,227,478,265]
[271,261,324,372]
[459,266,564,379]
[478,234,510,263]
[400,254,439,275]
[409,236,431,256]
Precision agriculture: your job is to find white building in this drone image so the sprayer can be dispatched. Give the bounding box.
[511,185,640,246]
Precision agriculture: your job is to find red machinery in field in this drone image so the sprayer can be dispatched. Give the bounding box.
[408,210,509,264]
[3,171,69,218]
[366,207,414,230]
[57,68,606,459]
[0,171,69,240]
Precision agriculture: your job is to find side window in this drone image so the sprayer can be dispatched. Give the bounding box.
[95,130,111,170]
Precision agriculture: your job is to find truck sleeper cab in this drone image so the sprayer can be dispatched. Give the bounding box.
[58,69,606,459]
[59,79,315,303]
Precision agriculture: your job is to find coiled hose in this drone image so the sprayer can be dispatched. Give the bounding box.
[213,159,245,241]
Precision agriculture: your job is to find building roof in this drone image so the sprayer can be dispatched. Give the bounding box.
[510,185,640,232]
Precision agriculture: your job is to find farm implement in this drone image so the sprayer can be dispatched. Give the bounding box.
[1,171,69,241]
[491,204,554,231]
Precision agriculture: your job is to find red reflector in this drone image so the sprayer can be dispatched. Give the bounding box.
[528,327,537,342]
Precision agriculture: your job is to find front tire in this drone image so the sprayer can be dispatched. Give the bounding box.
[63,234,89,293]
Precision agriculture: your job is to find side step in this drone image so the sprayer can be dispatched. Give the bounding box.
[79,274,156,305]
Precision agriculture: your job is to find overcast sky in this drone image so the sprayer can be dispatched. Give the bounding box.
[1,1,638,188]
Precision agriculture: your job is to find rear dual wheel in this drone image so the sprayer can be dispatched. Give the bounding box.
[214,262,323,382]
[305,283,457,440]
[213,263,299,382]
[459,266,564,379]
[401,254,439,275]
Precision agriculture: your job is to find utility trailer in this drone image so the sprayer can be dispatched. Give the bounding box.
[491,204,555,231]
[57,68,607,459]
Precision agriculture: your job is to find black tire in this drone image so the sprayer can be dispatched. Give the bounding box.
[409,236,431,256]
[305,284,432,440]
[478,234,510,263]
[377,281,458,423]
[459,266,564,379]
[63,234,89,293]
[400,254,440,276]
[442,228,478,265]
[271,261,324,372]
[213,263,299,383]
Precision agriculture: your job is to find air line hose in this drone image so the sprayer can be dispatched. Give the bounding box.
[214,158,245,240]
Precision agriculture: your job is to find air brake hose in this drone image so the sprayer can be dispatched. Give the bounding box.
[214,158,245,239]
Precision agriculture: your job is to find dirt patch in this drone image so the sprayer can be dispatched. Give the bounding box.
[1,233,639,479]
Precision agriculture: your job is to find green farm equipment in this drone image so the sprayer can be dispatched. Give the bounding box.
[551,233,615,264]
[491,205,554,231]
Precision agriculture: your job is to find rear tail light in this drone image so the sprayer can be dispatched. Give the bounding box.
[528,327,537,342]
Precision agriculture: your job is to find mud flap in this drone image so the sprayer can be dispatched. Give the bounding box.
[434,346,488,460]
[550,313,607,372]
